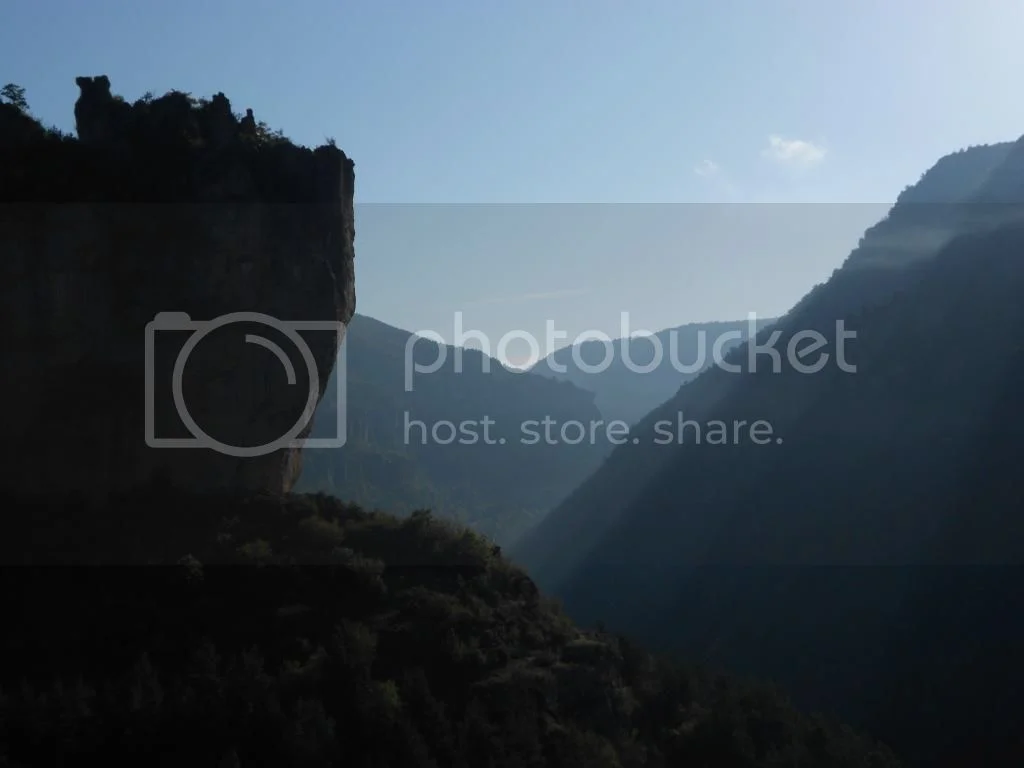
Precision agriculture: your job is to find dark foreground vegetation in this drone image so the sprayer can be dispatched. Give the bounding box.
[0,490,900,767]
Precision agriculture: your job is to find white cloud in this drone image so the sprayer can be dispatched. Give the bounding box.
[694,158,721,178]
[762,135,826,168]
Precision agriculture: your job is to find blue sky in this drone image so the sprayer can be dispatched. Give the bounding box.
[6,0,1024,364]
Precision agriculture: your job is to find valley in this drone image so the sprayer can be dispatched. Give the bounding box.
[513,136,1024,767]
[5,4,1024,765]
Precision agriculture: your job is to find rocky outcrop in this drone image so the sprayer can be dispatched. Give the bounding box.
[0,77,356,498]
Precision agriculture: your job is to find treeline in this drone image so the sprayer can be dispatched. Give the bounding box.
[0,489,900,767]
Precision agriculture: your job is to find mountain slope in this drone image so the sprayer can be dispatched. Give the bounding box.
[531,318,776,426]
[297,314,610,546]
[513,139,1024,766]
[0,490,902,767]
[513,139,1018,591]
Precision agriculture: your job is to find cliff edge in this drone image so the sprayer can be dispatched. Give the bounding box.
[0,77,356,497]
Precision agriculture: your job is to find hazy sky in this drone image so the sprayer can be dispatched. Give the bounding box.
[6,0,1024,364]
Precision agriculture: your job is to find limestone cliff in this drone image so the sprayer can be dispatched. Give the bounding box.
[0,77,356,497]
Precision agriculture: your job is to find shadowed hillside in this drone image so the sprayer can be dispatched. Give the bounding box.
[0,489,901,768]
[513,139,1024,767]
[297,314,610,546]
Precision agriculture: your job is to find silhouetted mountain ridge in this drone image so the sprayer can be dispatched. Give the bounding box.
[513,137,1024,767]
[531,318,775,426]
[297,313,608,545]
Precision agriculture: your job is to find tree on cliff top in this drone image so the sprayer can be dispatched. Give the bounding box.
[0,83,28,113]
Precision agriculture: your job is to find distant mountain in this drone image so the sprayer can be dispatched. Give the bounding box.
[513,139,1024,766]
[531,318,776,425]
[296,314,609,546]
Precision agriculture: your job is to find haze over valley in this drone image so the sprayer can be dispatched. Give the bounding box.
[3,2,1024,766]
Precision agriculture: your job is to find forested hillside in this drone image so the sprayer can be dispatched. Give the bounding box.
[297,314,610,545]
[513,139,1024,766]
[0,490,901,767]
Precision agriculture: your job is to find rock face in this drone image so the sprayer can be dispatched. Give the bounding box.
[0,77,356,498]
